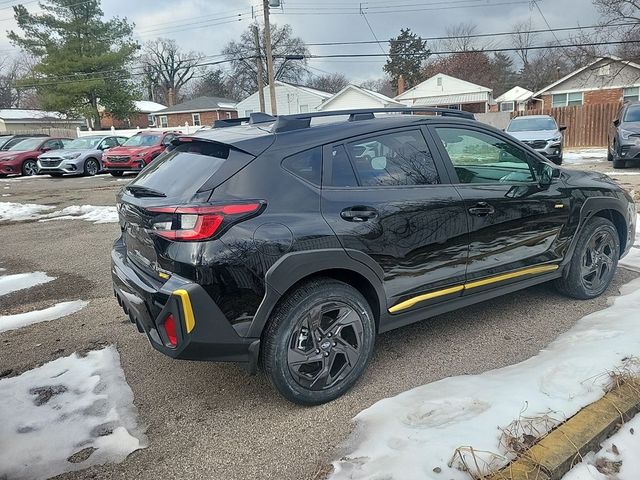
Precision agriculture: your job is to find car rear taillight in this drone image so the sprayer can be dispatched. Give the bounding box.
[148,202,264,241]
[164,314,177,347]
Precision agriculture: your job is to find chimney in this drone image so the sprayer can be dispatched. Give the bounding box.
[168,88,176,107]
[397,75,405,96]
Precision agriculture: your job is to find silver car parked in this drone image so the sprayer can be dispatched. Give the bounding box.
[37,135,128,177]
[504,115,566,165]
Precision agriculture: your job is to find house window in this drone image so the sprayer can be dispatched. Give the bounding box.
[437,77,442,86]
[244,109,253,116]
[147,115,155,126]
[192,113,201,126]
[299,104,309,113]
[159,115,168,128]
[500,101,515,112]
[226,112,232,119]
[551,92,583,107]
[597,64,610,76]
[623,87,640,102]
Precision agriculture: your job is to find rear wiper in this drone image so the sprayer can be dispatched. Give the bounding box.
[125,185,166,198]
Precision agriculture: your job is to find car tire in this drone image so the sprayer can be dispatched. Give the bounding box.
[110,171,123,177]
[607,149,613,162]
[48,173,64,178]
[613,158,626,169]
[555,217,620,299]
[84,158,99,176]
[21,159,38,176]
[261,278,376,405]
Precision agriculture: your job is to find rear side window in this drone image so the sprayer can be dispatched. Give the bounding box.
[328,145,358,187]
[345,129,440,187]
[282,146,322,186]
[130,140,236,199]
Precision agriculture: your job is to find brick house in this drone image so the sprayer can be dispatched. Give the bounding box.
[532,56,640,109]
[151,96,238,128]
[99,100,167,129]
[394,73,493,113]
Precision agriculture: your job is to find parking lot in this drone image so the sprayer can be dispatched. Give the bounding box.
[1,155,639,480]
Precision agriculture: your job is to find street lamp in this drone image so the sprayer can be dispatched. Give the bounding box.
[275,55,305,80]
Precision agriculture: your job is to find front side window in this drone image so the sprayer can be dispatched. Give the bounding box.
[346,130,440,187]
[192,113,201,126]
[282,146,322,186]
[435,127,535,184]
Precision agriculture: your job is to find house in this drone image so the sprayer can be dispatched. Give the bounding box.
[152,96,238,128]
[493,86,533,112]
[235,81,332,116]
[100,100,167,129]
[317,84,405,111]
[532,56,640,109]
[0,109,83,133]
[394,73,493,113]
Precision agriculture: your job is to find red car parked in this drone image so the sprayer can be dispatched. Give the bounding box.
[102,131,179,176]
[0,137,70,177]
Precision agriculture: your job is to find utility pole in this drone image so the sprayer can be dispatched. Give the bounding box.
[252,24,266,112]
[262,0,277,115]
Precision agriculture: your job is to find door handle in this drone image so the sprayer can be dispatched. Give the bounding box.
[468,202,495,217]
[340,206,378,222]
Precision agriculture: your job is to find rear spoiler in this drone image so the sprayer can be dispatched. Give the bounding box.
[212,112,276,129]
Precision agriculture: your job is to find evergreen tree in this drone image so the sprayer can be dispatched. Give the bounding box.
[383,28,430,92]
[8,0,139,128]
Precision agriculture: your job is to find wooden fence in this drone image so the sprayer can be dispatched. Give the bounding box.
[514,103,620,148]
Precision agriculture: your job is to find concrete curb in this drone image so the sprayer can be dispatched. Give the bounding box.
[489,380,640,480]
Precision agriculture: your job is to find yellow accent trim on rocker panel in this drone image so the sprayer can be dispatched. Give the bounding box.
[388,264,560,313]
[173,289,196,333]
[388,285,465,313]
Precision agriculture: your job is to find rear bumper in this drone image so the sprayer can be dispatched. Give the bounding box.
[111,238,260,369]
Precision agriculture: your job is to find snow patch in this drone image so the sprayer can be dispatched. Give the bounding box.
[0,271,55,296]
[604,171,640,176]
[620,214,640,273]
[41,205,118,224]
[563,149,607,165]
[330,276,640,480]
[0,202,54,221]
[0,346,146,480]
[0,300,88,334]
[562,414,640,480]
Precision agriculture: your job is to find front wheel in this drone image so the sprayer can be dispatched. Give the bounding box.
[261,278,376,405]
[109,171,123,177]
[21,159,38,176]
[555,217,620,299]
[84,158,99,176]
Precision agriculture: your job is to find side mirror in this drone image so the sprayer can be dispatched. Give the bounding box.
[613,119,620,127]
[538,163,554,189]
[559,125,567,131]
[41,146,52,152]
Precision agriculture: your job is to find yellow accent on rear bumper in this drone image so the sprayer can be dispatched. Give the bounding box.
[173,289,195,333]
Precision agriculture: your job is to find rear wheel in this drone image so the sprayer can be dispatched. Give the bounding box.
[21,159,38,176]
[261,278,375,405]
[555,217,619,299]
[84,158,99,176]
[109,171,123,177]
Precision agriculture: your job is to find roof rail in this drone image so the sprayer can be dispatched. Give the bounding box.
[271,107,475,133]
[212,112,277,129]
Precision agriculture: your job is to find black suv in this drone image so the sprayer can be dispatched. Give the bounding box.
[608,101,640,169]
[112,108,636,405]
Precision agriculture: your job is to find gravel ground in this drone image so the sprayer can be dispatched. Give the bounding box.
[0,157,638,480]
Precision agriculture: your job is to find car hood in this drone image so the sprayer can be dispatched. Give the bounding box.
[0,150,33,158]
[507,129,559,141]
[106,146,156,156]
[620,121,640,133]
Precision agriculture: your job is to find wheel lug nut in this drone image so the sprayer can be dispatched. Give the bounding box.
[332,342,336,347]
[323,352,329,357]
[315,349,320,354]
[328,333,332,337]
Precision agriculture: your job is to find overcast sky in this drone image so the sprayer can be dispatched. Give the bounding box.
[0,0,602,83]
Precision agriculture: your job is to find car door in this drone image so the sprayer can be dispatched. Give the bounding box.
[429,124,572,292]
[321,127,469,315]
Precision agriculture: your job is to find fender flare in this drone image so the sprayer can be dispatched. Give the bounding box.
[246,248,386,338]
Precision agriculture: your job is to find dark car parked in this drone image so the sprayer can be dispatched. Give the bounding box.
[112,108,636,405]
[609,101,640,169]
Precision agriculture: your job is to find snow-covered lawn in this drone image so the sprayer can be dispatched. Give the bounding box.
[0,347,146,480]
[563,149,607,165]
[0,202,117,224]
[0,271,55,296]
[0,301,88,334]
[620,215,640,273]
[562,414,640,480]
[331,268,640,478]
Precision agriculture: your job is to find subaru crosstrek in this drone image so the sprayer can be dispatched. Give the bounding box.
[608,101,640,169]
[102,131,179,176]
[505,115,565,164]
[112,108,636,405]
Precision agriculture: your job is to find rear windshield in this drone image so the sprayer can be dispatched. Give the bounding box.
[506,117,557,132]
[129,140,234,199]
[624,106,640,122]
[123,134,161,147]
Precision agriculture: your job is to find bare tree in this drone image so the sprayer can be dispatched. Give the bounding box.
[595,0,640,23]
[511,19,538,68]
[359,77,395,97]
[0,56,38,108]
[306,73,349,93]
[440,22,481,52]
[141,38,203,105]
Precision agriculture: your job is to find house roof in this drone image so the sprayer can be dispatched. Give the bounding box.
[135,100,166,113]
[319,84,405,110]
[395,73,492,101]
[0,109,81,122]
[495,86,533,103]
[155,96,238,115]
[533,56,640,97]
[412,92,491,106]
